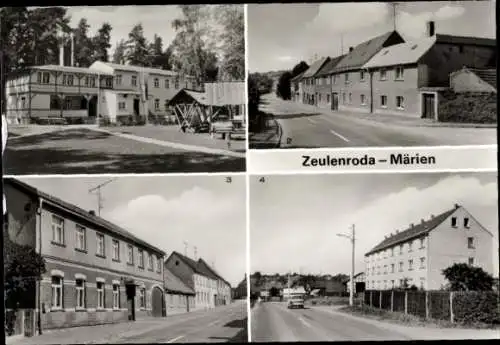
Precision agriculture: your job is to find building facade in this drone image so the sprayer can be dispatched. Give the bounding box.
[300,57,330,105]
[197,259,232,306]
[313,55,345,110]
[364,204,494,291]
[4,178,166,332]
[164,267,196,315]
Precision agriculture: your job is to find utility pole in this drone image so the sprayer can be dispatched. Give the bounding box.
[183,241,188,256]
[340,32,344,55]
[391,2,398,31]
[337,224,356,307]
[194,246,198,260]
[88,178,116,216]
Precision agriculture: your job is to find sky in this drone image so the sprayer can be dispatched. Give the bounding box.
[250,172,498,278]
[18,175,246,287]
[247,1,497,72]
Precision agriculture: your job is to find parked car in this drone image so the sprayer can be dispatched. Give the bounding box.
[287,297,305,309]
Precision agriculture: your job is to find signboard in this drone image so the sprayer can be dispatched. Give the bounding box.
[205,82,245,106]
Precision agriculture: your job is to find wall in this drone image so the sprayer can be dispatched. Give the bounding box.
[427,207,494,290]
[371,65,421,117]
[437,90,497,124]
[331,71,371,113]
[165,254,195,291]
[314,76,332,109]
[166,293,192,315]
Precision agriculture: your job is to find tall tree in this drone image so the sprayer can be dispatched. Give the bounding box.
[91,23,112,63]
[292,61,309,78]
[147,34,172,70]
[112,39,127,64]
[276,71,293,100]
[124,23,150,66]
[73,18,93,67]
[214,5,244,81]
[442,263,494,291]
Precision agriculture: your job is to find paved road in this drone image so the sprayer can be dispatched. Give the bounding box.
[258,94,497,148]
[4,125,245,174]
[251,302,499,342]
[8,301,247,345]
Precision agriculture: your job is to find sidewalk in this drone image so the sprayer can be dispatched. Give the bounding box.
[315,306,500,340]
[249,118,282,149]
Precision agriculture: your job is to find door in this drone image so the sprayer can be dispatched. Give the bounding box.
[133,99,140,116]
[331,93,339,111]
[422,93,435,119]
[151,287,164,317]
[126,284,136,321]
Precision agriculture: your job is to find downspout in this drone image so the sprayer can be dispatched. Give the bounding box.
[37,197,43,335]
[369,69,374,114]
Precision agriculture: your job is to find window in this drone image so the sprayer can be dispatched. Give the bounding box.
[97,282,105,309]
[399,261,404,272]
[380,69,387,80]
[52,276,63,309]
[464,217,470,228]
[360,71,365,81]
[154,78,159,88]
[408,259,414,270]
[342,93,346,104]
[131,76,137,86]
[138,249,144,268]
[420,257,425,269]
[112,239,120,261]
[345,73,349,83]
[38,72,50,84]
[451,217,457,227]
[157,256,162,273]
[52,215,65,245]
[96,233,105,257]
[127,245,134,265]
[139,288,146,308]
[327,94,330,103]
[75,225,86,251]
[408,240,413,252]
[76,279,86,309]
[372,267,375,275]
[390,248,394,257]
[383,265,387,274]
[420,238,425,249]
[380,95,387,108]
[85,76,96,87]
[420,278,425,289]
[104,77,113,88]
[118,102,126,110]
[399,244,403,255]
[165,79,170,88]
[62,74,74,86]
[348,93,352,104]
[148,253,153,270]
[115,75,122,86]
[113,284,120,309]
[395,66,404,80]
[360,94,366,105]
[154,99,160,110]
[175,79,179,89]
[468,257,474,265]
[319,94,321,102]
[396,96,405,109]
[391,264,395,273]
[64,97,73,110]
[332,75,337,84]
[467,237,474,249]
[377,266,380,275]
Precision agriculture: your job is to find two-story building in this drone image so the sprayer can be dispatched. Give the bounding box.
[364,204,494,291]
[330,30,405,113]
[290,71,306,103]
[164,267,196,315]
[164,252,220,311]
[300,57,330,105]
[4,178,167,333]
[197,258,232,306]
[5,65,114,124]
[313,55,345,110]
[363,22,496,119]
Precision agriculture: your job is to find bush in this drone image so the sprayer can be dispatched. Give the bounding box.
[438,91,497,124]
[453,291,500,324]
[429,291,450,321]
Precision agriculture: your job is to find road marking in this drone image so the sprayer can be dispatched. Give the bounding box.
[166,335,185,343]
[330,129,350,142]
[307,118,317,125]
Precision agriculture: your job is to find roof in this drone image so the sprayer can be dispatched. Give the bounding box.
[32,65,114,76]
[169,251,229,283]
[345,272,365,282]
[164,268,195,295]
[363,36,437,69]
[302,57,330,78]
[167,89,208,106]
[315,55,346,77]
[470,68,497,89]
[96,61,179,77]
[435,34,496,47]
[290,70,306,82]
[333,31,404,72]
[365,205,458,256]
[4,178,165,255]
[198,258,231,287]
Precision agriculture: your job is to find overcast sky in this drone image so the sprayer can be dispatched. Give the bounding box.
[18,175,246,287]
[250,173,498,278]
[248,1,497,72]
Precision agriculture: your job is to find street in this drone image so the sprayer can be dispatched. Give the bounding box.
[4,125,246,174]
[255,94,497,148]
[7,301,247,344]
[251,302,500,342]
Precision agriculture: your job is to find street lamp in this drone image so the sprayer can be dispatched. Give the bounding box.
[337,224,355,307]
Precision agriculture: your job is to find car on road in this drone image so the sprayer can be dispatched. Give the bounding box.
[287,297,305,309]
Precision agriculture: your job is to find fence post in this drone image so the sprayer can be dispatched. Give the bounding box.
[369,290,372,307]
[404,291,408,314]
[379,290,382,309]
[425,291,429,320]
[391,290,394,312]
[450,291,454,323]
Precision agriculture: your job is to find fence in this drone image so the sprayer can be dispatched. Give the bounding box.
[5,309,36,338]
[364,290,500,324]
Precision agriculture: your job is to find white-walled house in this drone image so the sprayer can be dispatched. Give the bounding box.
[364,204,494,291]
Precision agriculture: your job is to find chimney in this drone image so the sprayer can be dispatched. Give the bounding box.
[421,218,425,224]
[396,230,399,234]
[427,21,435,37]
[349,46,354,52]
[89,210,96,216]
[454,203,460,209]
[430,214,435,219]
[410,223,414,228]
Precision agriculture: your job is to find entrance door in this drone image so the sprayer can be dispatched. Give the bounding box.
[125,284,136,321]
[422,93,435,119]
[133,99,140,116]
[331,93,339,111]
[151,287,164,317]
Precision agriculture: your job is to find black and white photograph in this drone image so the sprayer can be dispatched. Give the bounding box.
[1,5,246,174]
[249,173,499,341]
[4,175,247,344]
[247,1,497,149]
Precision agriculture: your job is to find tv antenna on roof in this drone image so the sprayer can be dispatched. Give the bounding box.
[88,178,117,216]
[183,241,189,256]
[391,2,399,31]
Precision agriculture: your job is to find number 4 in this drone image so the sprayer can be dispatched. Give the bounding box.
[226,177,232,183]
[259,177,265,183]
